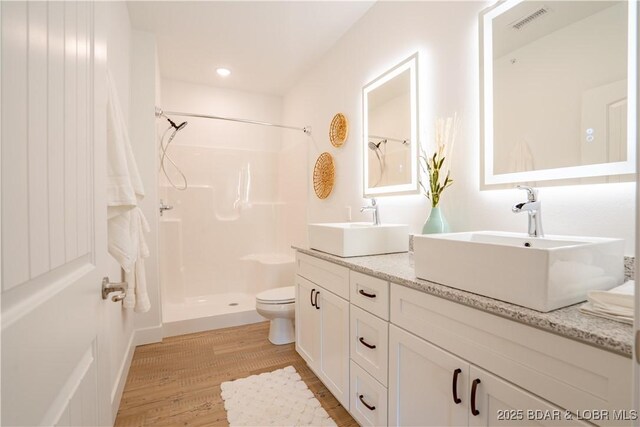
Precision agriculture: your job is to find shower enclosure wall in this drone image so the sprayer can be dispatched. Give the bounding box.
[158,79,306,336]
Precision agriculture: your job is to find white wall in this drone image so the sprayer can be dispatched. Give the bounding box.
[104,1,136,417]
[130,31,163,343]
[104,6,164,420]
[160,79,284,151]
[283,1,636,255]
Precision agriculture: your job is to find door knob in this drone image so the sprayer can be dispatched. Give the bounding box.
[102,277,127,301]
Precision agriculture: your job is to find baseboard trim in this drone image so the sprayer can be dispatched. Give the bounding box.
[134,324,164,346]
[110,331,135,421]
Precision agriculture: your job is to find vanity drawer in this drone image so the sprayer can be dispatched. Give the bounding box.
[296,252,349,299]
[351,305,389,386]
[350,360,388,427]
[350,271,389,320]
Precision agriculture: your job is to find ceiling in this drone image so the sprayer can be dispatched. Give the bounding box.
[128,1,375,96]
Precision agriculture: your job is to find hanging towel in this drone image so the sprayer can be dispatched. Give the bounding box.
[508,139,535,173]
[579,281,634,324]
[106,69,150,313]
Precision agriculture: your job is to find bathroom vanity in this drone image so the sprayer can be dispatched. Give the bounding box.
[294,248,633,427]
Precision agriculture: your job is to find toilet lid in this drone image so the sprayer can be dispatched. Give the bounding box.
[256,286,295,304]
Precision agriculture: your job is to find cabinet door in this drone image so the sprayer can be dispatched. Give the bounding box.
[295,276,319,368]
[389,325,469,427]
[468,366,591,427]
[318,287,350,409]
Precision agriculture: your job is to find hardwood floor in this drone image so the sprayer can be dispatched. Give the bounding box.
[115,322,357,426]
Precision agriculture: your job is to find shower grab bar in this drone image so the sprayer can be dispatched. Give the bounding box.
[156,108,312,135]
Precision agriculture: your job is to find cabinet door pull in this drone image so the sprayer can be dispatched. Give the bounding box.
[310,289,316,307]
[452,368,462,404]
[359,337,376,349]
[314,290,320,309]
[358,394,376,411]
[358,289,376,298]
[471,378,481,416]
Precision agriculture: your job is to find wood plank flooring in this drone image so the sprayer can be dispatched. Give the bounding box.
[115,322,357,426]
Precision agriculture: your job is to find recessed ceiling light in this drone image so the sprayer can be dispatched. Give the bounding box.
[216,67,231,77]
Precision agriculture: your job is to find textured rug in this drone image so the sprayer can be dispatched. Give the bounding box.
[220,366,337,426]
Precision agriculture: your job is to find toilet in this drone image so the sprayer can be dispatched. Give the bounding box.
[255,286,295,345]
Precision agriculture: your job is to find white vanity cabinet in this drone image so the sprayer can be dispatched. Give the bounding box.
[390,284,631,427]
[389,325,590,427]
[295,251,632,427]
[295,253,350,408]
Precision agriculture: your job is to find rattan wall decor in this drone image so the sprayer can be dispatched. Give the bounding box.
[329,113,348,147]
[313,152,335,199]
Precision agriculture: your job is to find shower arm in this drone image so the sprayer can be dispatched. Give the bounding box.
[155,108,312,135]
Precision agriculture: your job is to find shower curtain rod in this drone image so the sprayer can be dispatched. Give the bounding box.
[155,107,312,135]
[369,134,410,145]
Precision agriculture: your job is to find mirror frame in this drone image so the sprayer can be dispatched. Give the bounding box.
[363,53,419,197]
[480,0,638,187]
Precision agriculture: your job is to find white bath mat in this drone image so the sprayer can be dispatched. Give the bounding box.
[220,366,337,426]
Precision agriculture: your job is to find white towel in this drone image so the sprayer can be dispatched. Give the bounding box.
[107,69,150,313]
[580,281,634,324]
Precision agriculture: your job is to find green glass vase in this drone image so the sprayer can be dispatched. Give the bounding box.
[422,206,450,234]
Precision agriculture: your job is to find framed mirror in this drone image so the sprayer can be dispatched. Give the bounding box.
[363,53,419,197]
[480,0,637,187]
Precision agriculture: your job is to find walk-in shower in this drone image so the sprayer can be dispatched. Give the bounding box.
[156,105,310,336]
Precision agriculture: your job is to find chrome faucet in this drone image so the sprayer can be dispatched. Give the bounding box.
[512,186,544,238]
[361,198,380,226]
[159,199,173,217]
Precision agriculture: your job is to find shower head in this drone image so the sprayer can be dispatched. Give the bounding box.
[156,108,188,132]
[368,141,381,151]
[166,117,188,131]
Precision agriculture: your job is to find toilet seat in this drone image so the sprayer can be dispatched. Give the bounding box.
[256,286,295,304]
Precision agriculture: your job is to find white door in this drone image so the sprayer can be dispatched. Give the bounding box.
[468,366,590,427]
[1,1,111,425]
[295,276,319,367]
[388,325,469,427]
[318,287,350,409]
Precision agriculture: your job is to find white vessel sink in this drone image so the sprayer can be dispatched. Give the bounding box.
[308,222,409,257]
[414,231,624,312]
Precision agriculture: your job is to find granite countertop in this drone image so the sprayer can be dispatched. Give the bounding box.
[293,247,634,357]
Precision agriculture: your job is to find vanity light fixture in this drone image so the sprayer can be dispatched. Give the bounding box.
[216,67,231,77]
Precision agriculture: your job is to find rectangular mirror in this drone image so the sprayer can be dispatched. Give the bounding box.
[363,53,419,197]
[481,0,637,187]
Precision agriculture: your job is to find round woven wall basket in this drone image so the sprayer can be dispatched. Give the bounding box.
[329,113,348,147]
[313,152,335,199]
